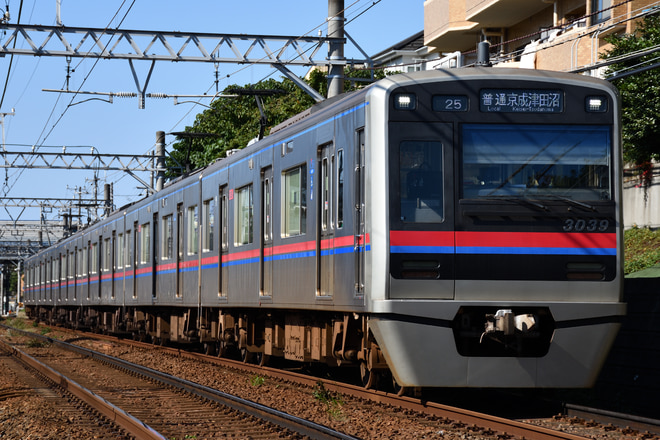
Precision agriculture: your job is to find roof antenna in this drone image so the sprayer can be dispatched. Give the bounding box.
[476,40,491,67]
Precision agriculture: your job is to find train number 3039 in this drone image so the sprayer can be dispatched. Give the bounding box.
[562,218,610,232]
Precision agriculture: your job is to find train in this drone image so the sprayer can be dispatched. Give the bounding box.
[23,68,626,389]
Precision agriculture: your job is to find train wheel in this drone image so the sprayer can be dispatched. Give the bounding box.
[391,375,409,396]
[203,343,216,356]
[360,362,378,389]
[240,347,255,363]
[256,352,269,367]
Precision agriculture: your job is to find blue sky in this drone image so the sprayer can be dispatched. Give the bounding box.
[0,0,423,223]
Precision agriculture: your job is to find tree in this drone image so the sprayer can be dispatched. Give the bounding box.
[166,68,387,178]
[602,14,660,167]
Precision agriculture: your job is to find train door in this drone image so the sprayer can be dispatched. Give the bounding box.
[260,167,273,297]
[132,224,138,299]
[176,203,183,298]
[389,122,455,299]
[111,232,116,300]
[317,143,334,298]
[355,129,366,296]
[218,186,228,297]
[152,214,158,298]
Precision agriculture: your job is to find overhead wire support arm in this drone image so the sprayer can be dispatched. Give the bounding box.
[0,148,158,172]
[0,23,349,65]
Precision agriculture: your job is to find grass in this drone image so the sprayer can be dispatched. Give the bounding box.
[624,226,660,274]
[312,381,344,420]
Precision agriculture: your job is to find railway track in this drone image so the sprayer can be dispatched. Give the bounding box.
[0,326,356,440]
[0,342,131,439]
[4,322,638,440]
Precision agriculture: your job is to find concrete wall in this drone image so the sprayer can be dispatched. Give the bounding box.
[623,164,660,229]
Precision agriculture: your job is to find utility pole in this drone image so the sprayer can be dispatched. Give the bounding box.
[327,0,345,98]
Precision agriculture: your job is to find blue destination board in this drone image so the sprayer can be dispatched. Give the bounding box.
[480,89,563,113]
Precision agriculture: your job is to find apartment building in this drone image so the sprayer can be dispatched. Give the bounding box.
[423,0,660,72]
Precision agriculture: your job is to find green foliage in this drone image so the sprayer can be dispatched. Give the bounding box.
[249,374,266,387]
[603,14,660,165]
[312,381,344,420]
[166,68,387,178]
[3,317,28,329]
[166,77,315,177]
[624,226,660,274]
[25,338,49,348]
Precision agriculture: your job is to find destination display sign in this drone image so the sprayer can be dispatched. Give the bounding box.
[480,89,563,113]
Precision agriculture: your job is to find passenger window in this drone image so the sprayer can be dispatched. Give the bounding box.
[282,165,307,237]
[140,223,151,263]
[235,184,253,246]
[399,141,444,223]
[187,206,199,255]
[203,199,215,252]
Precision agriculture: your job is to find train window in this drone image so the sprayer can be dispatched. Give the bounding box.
[140,223,151,264]
[399,141,444,223]
[282,165,307,237]
[90,243,98,275]
[461,124,611,200]
[220,188,228,251]
[117,233,124,268]
[187,206,199,255]
[203,199,215,252]
[126,229,132,268]
[60,254,66,282]
[235,185,253,246]
[336,149,344,229]
[162,215,173,259]
[103,238,112,271]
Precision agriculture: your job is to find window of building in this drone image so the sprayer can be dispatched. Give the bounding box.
[592,0,612,24]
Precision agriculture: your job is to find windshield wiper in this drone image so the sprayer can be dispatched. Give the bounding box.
[546,195,597,212]
[479,196,548,211]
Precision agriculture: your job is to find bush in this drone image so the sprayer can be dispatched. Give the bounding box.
[624,226,660,274]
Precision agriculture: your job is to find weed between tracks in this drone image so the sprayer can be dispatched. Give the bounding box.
[312,381,345,421]
[249,374,266,386]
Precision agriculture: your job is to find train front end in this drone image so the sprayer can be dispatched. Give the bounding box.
[366,69,625,388]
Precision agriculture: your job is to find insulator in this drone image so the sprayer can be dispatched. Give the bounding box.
[115,92,137,98]
[147,93,168,99]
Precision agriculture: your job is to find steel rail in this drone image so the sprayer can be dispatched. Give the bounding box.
[33,326,589,440]
[0,338,165,440]
[1,326,357,440]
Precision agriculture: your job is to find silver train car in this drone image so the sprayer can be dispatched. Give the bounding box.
[23,68,626,388]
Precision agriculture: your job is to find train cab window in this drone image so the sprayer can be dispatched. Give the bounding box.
[187,206,199,255]
[203,199,215,252]
[461,124,611,201]
[140,223,151,263]
[282,165,307,237]
[235,184,254,246]
[399,141,444,223]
